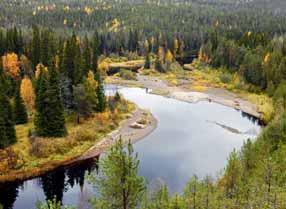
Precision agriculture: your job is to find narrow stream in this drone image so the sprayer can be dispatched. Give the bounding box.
[0,87,261,209]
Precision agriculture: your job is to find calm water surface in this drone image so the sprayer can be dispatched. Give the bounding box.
[0,87,261,209]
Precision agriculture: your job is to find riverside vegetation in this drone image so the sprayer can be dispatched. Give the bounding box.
[0,29,135,181]
[1,0,286,208]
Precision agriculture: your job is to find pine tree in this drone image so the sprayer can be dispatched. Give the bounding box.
[40,29,50,66]
[34,69,49,136]
[92,31,100,73]
[0,67,16,148]
[45,64,66,137]
[35,63,67,137]
[14,83,28,125]
[95,73,106,112]
[89,139,145,209]
[31,26,41,68]
[82,35,92,77]
[60,39,75,110]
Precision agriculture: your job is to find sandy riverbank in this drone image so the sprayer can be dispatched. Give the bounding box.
[72,108,157,162]
[108,74,262,120]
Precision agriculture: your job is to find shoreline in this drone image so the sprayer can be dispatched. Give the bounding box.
[0,108,157,184]
[108,75,262,122]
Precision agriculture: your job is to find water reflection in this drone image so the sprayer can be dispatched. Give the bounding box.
[40,167,66,203]
[0,182,22,209]
[0,158,98,209]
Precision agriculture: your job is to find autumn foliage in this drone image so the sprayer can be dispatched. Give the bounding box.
[2,53,20,79]
[20,76,35,111]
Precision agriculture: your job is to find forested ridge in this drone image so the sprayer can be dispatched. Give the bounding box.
[0,0,286,209]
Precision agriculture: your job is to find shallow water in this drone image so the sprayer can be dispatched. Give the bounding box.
[0,87,261,209]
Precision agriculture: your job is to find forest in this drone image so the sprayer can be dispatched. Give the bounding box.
[0,0,286,209]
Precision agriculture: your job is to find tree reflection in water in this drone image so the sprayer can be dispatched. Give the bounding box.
[0,157,99,209]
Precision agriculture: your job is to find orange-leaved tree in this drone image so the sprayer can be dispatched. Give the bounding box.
[2,53,20,79]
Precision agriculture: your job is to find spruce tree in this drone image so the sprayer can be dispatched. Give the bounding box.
[82,35,92,77]
[45,65,66,137]
[0,68,16,148]
[34,69,49,136]
[60,39,74,110]
[31,26,41,68]
[95,73,106,112]
[14,83,28,125]
[35,64,67,137]
[92,31,100,73]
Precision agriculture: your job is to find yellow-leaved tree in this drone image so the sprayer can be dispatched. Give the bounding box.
[98,59,109,76]
[35,63,48,79]
[2,53,20,79]
[165,49,174,71]
[20,76,35,112]
[165,49,174,63]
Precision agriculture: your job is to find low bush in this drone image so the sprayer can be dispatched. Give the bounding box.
[220,73,232,83]
[119,69,137,80]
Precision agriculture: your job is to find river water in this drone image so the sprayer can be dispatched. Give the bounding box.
[0,87,261,209]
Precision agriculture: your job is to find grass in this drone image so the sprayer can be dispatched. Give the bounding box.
[0,100,136,181]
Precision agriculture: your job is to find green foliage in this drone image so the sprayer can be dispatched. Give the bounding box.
[95,73,106,112]
[119,69,137,80]
[144,53,151,69]
[13,84,28,125]
[92,31,100,73]
[273,80,286,111]
[155,58,164,73]
[73,84,92,123]
[36,198,75,209]
[45,66,66,137]
[35,65,66,137]
[34,68,49,136]
[219,73,232,84]
[115,91,121,102]
[89,139,145,209]
[0,68,16,148]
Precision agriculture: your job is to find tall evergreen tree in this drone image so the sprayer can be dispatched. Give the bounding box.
[0,67,16,148]
[35,63,66,137]
[40,29,50,66]
[95,73,106,112]
[92,31,100,73]
[31,26,41,68]
[45,64,66,137]
[14,83,28,125]
[82,35,92,77]
[34,69,49,136]
[60,39,75,110]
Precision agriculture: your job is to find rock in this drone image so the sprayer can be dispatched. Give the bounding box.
[129,122,145,129]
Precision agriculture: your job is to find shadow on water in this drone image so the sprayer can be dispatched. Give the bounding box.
[0,157,99,209]
[0,182,22,209]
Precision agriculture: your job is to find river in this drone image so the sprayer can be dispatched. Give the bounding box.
[0,86,261,209]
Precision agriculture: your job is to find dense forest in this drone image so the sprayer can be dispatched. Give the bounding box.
[1,0,286,209]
